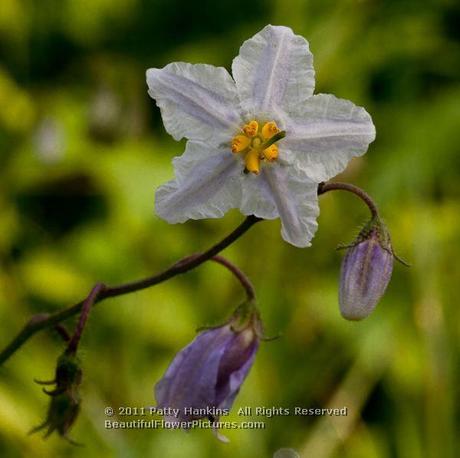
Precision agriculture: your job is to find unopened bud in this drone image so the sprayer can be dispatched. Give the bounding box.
[155,301,261,442]
[339,219,393,321]
[31,353,82,444]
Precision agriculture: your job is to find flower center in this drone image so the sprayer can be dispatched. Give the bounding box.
[231,120,285,174]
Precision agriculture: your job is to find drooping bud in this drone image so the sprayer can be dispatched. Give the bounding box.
[154,301,262,441]
[31,353,82,444]
[339,218,394,321]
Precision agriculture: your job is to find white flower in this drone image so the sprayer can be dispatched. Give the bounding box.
[146,25,375,247]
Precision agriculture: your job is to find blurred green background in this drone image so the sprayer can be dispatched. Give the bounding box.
[0,0,459,457]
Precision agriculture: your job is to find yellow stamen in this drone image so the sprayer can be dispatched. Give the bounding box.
[244,149,261,174]
[231,119,283,174]
[263,144,278,162]
[243,120,259,137]
[231,135,250,153]
[261,121,280,139]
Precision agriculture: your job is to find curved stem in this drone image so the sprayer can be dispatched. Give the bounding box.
[159,253,256,301]
[103,215,260,298]
[318,182,379,219]
[210,255,256,301]
[0,216,261,366]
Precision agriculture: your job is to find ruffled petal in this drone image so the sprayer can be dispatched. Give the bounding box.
[155,142,243,223]
[240,164,319,247]
[155,326,234,422]
[232,25,315,119]
[283,94,376,182]
[147,63,242,145]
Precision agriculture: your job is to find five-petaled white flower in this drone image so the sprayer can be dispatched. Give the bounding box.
[146,25,375,247]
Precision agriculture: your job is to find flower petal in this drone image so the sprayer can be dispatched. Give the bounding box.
[232,25,315,119]
[155,326,234,422]
[147,63,242,144]
[240,164,319,247]
[155,142,242,223]
[215,340,258,410]
[283,94,376,182]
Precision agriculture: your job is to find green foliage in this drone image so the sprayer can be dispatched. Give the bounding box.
[0,0,459,457]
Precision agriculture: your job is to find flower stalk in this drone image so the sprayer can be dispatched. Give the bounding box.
[317,181,379,219]
[66,283,106,356]
[0,216,260,366]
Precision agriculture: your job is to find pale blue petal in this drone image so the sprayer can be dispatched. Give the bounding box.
[240,164,319,247]
[147,63,242,145]
[232,25,315,119]
[284,94,376,182]
[155,142,243,223]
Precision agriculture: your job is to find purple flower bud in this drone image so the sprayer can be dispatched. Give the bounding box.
[154,303,261,438]
[339,220,394,321]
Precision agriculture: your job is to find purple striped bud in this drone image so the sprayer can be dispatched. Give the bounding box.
[339,219,393,321]
[154,302,261,440]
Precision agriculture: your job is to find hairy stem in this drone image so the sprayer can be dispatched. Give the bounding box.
[0,216,260,366]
